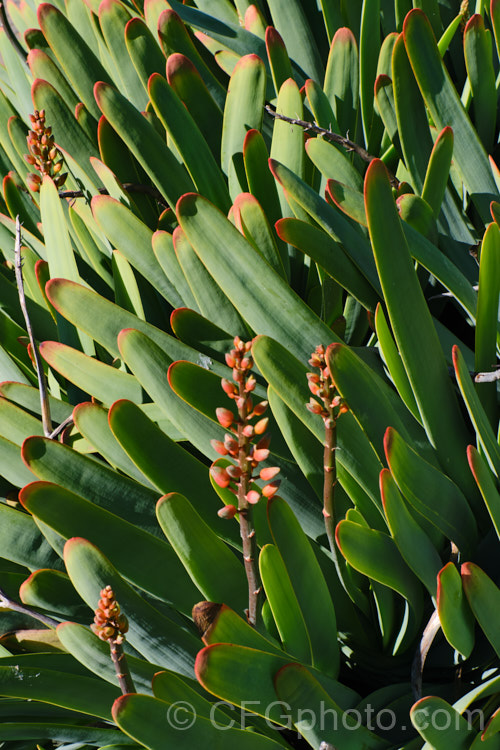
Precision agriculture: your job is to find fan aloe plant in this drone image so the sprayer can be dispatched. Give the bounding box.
[0,0,498,747]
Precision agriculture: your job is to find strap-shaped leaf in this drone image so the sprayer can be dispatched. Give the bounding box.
[381,469,442,597]
[384,426,477,557]
[365,158,471,493]
[64,538,199,675]
[94,81,194,208]
[274,663,386,749]
[403,9,498,223]
[453,345,500,479]
[411,696,477,749]
[112,692,284,750]
[176,192,337,365]
[437,562,475,658]
[20,480,200,611]
[157,492,247,613]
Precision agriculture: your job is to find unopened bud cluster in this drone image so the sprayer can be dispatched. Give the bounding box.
[211,337,280,516]
[91,585,129,644]
[306,345,348,425]
[25,110,67,192]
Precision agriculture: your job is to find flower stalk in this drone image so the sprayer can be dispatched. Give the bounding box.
[306,346,348,560]
[91,586,135,695]
[211,337,280,627]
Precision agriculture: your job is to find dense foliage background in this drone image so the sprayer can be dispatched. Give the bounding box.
[0,0,498,748]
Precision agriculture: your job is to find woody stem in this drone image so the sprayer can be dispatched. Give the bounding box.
[323,413,338,560]
[109,639,136,695]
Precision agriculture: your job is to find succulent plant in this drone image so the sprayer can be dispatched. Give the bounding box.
[0,0,497,748]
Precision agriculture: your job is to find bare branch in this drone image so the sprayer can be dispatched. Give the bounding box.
[49,415,74,440]
[58,183,169,209]
[0,585,59,629]
[475,367,500,383]
[265,105,399,188]
[411,609,441,700]
[14,217,52,437]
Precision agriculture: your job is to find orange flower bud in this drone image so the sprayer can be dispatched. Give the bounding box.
[218,504,237,519]
[260,466,280,481]
[210,465,231,488]
[211,439,228,456]
[253,401,268,416]
[262,481,280,498]
[252,447,269,462]
[254,417,268,435]
[246,490,260,504]
[216,407,234,428]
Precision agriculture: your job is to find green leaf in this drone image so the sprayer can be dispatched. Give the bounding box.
[252,335,384,520]
[326,342,431,463]
[195,643,358,725]
[112,692,284,750]
[421,126,454,219]
[176,192,339,365]
[359,0,381,146]
[125,17,167,92]
[73,401,158,484]
[21,436,162,536]
[156,492,247,614]
[475,222,500,425]
[221,54,266,199]
[57,621,164,694]
[172,226,246,335]
[108,398,239,544]
[374,303,420,421]
[380,469,442,597]
[267,497,340,677]
[453,345,500,479]
[0,502,61,571]
[39,176,79,283]
[468,445,500,543]
[157,8,226,109]
[336,519,423,651]
[384,426,477,558]
[149,72,231,213]
[0,722,133,745]
[403,9,498,223]
[323,27,359,137]
[40,341,142,405]
[0,665,120,720]
[270,77,306,226]
[0,396,44,445]
[94,81,194,208]
[274,663,386,750]
[437,562,475,658]
[152,230,198,311]
[232,192,286,279]
[364,159,471,492]
[462,562,500,659]
[265,26,292,96]
[411,696,477,749]
[269,159,380,294]
[259,544,311,664]
[37,2,112,120]
[275,216,378,311]
[20,480,200,612]
[197,602,282,655]
[19,568,88,620]
[99,0,148,111]
[92,194,182,306]
[64,537,199,675]
[45,278,210,365]
[463,14,496,153]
